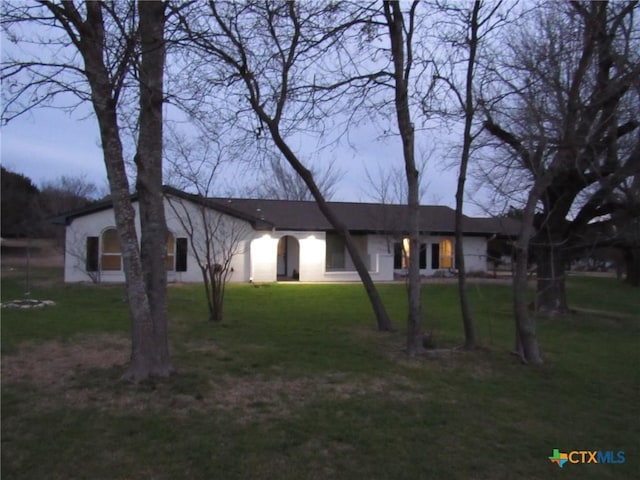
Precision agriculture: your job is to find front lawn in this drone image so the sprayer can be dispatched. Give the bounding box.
[1,271,638,479]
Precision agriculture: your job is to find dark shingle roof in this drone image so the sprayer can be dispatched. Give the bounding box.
[211,197,519,236]
[53,186,519,237]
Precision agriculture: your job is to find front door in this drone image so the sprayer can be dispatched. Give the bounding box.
[277,236,300,280]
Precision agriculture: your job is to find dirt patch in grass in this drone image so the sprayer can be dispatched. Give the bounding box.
[383,345,496,378]
[206,372,421,422]
[352,325,497,378]
[1,335,424,422]
[1,334,129,388]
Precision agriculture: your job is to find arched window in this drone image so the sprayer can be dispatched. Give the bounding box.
[94,228,186,273]
[101,228,122,271]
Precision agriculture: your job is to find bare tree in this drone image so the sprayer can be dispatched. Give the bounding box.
[363,147,431,206]
[166,188,250,323]
[381,0,426,355]
[569,171,640,286]
[2,1,172,381]
[172,0,395,332]
[164,133,251,323]
[428,0,512,349]
[448,0,482,349]
[255,156,342,201]
[482,0,639,362]
[41,174,99,203]
[39,174,99,244]
[614,173,640,286]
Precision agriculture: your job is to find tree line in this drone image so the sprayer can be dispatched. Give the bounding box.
[2,0,638,381]
[1,166,101,240]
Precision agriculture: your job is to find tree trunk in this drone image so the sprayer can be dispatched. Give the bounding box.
[125,0,172,380]
[264,122,395,332]
[454,0,481,349]
[212,284,224,322]
[624,247,640,286]
[512,185,545,365]
[92,106,159,381]
[535,242,569,315]
[384,1,423,355]
[79,2,172,382]
[455,237,475,347]
[513,243,542,365]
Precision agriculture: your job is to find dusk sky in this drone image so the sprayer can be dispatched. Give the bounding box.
[0,5,489,217]
[1,101,478,212]
[2,105,107,189]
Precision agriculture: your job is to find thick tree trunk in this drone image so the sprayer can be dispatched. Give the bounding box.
[513,244,542,365]
[126,0,172,380]
[624,247,640,286]
[79,3,171,382]
[535,242,569,315]
[512,186,545,366]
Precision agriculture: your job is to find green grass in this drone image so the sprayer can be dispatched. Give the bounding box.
[2,268,639,479]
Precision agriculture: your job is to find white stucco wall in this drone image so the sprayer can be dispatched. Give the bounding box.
[461,236,488,273]
[64,197,253,283]
[385,234,488,276]
[249,233,279,282]
[321,233,394,282]
[64,199,488,284]
[249,231,395,283]
[250,231,326,282]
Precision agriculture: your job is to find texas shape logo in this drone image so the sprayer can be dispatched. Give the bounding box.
[549,449,569,468]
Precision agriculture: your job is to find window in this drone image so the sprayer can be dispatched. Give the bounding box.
[101,228,122,271]
[176,238,188,272]
[394,239,426,269]
[98,228,187,273]
[419,243,427,269]
[431,243,440,269]
[166,232,175,270]
[394,242,403,269]
[439,239,454,269]
[167,233,188,272]
[326,233,345,270]
[402,238,411,268]
[86,237,99,272]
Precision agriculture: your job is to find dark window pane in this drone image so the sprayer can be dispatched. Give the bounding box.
[394,243,403,269]
[431,243,440,269]
[326,233,345,269]
[86,237,99,272]
[176,238,188,272]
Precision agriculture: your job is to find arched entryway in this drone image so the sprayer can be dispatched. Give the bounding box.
[277,235,300,281]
